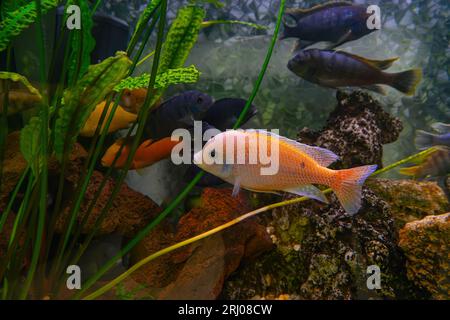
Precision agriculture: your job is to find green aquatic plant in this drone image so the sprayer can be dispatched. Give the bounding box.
[65,0,96,85]
[19,115,44,177]
[0,72,42,99]
[114,65,201,91]
[158,5,205,73]
[0,0,61,52]
[54,52,132,161]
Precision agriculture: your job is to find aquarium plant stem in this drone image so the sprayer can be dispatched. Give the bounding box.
[73,0,286,299]
[0,46,12,192]
[51,10,163,288]
[83,146,437,299]
[49,8,162,283]
[19,0,49,300]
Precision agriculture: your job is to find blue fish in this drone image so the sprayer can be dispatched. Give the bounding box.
[415,122,450,150]
[145,90,214,140]
[280,1,377,50]
[203,98,257,131]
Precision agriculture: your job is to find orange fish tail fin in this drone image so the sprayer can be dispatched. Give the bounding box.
[332,165,377,215]
[390,68,422,96]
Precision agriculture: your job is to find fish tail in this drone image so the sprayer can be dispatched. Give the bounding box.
[332,165,377,215]
[399,166,419,177]
[415,130,436,150]
[390,68,422,95]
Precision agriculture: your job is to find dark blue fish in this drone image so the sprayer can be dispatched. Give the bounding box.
[280,1,377,50]
[415,122,450,150]
[287,49,422,95]
[203,98,257,131]
[145,90,214,140]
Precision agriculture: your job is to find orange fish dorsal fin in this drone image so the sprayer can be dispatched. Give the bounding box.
[246,130,339,167]
[286,1,353,18]
[336,51,400,70]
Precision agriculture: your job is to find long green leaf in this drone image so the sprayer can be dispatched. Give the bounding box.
[19,116,44,176]
[158,5,205,73]
[0,0,60,52]
[0,72,42,99]
[65,0,96,85]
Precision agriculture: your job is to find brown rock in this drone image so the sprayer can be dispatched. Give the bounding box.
[368,179,449,229]
[297,90,403,169]
[129,188,273,300]
[399,213,450,299]
[55,170,161,237]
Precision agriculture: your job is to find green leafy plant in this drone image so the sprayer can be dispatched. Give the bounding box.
[0,0,61,52]
[54,52,132,161]
[114,65,201,91]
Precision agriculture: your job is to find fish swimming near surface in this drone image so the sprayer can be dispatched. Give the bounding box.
[80,101,138,137]
[101,136,181,169]
[287,49,422,95]
[203,98,257,131]
[399,146,450,179]
[415,122,450,150]
[280,1,377,50]
[145,90,214,140]
[193,129,377,214]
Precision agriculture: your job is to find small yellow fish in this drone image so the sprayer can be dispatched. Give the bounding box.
[80,101,137,137]
[194,130,377,214]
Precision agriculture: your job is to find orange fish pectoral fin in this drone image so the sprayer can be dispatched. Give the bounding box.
[332,165,377,215]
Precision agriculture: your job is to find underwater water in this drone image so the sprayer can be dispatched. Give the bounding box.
[0,0,448,303]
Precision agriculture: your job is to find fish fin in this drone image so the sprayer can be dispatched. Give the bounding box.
[332,165,377,215]
[221,163,233,177]
[415,130,436,150]
[431,122,450,134]
[336,51,399,70]
[329,29,353,49]
[286,2,352,18]
[232,177,241,197]
[390,68,422,96]
[283,185,329,203]
[361,85,386,95]
[292,39,315,52]
[246,129,339,167]
[399,166,419,177]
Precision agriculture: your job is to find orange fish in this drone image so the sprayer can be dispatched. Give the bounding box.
[193,130,377,214]
[80,101,137,137]
[101,137,181,169]
[120,88,162,114]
